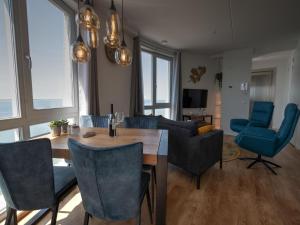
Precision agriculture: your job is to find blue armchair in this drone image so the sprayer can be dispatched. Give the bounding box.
[230,101,274,133]
[68,139,152,225]
[235,103,300,174]
[80,115,108,128]
[0,139,77,225]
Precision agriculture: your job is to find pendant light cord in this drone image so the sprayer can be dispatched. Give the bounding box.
[77,0,80,36]
[122,0,125,42]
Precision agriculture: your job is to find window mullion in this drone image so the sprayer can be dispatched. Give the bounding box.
[153,54,157,109]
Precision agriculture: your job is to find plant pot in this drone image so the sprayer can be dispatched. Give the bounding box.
[51,126,61,137]
[61,124,68,134]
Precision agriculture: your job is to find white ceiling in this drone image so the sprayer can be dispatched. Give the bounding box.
[97,0,300,54]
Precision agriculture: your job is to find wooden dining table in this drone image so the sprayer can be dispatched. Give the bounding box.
[43,127,168,225]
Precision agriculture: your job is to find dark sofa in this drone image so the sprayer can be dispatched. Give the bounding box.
[157,117,223,189]
[125,115,224,189]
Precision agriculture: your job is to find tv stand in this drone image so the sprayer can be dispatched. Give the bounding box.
[182,114,213,125]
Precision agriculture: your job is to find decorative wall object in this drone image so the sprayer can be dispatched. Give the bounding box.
[189,66,206,83]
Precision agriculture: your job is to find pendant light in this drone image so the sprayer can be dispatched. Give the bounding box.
[87,28,99,49]
[76,0,100,48]
[103,0,121,48]
[115,0,132,66]
[72,0,91,63]
[76,0,100,31]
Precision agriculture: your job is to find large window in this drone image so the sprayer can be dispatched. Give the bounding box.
[0,0,78,214]
[27,0,74,109]
[141,50,172,119]
[0,0,20,120]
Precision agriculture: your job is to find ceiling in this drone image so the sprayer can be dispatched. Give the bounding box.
[97,0,300,54]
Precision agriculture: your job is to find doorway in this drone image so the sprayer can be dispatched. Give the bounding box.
[250,69,275,114]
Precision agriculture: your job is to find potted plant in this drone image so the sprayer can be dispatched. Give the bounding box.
[61,119,69,134]
[49,120,62,137]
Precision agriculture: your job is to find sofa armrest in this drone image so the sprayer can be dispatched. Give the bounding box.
[183,130,224,174]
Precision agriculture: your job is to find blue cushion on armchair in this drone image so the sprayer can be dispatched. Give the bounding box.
[235,127,278,157]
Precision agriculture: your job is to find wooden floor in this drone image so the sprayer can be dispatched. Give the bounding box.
[13,136,300,225]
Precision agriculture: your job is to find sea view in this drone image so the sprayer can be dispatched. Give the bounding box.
[0,99,63,142]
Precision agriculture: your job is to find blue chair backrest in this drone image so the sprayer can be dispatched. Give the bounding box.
[80,115,108,128]
[276,103,300,153]
[249,101,274,127]
[0,139,55,210]
[68,139,143,220]
[124,116,158,129]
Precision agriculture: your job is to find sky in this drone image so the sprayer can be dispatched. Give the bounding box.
[141,51,170,105]
[0,0,72,102]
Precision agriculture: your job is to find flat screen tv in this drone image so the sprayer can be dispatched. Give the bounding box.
[183,89,208,108]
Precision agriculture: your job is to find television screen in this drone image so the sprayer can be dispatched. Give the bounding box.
[183,89,208,108]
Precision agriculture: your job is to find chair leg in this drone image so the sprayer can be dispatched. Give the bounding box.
[146,187,153,224]
[240,154,281,174]
[5,208,16,225]
[136,210,141,225]
[12,209,17,225]
[51,204,59,225]
[262,161,278,175]
[262,159,281,168]
[247,159,259,169]
[151,167,155,212]
[196,175,201,190]
[83,212,90,225]
[152,167,157,184]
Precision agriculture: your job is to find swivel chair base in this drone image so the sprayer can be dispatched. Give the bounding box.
[239,154,281,175]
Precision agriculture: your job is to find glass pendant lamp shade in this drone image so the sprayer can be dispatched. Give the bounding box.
[87,28,99,48]
[103,0,120,48]
[115,40,132,66]
[76,0,100,30]
[115,0,132,66]
[71,35,91,63]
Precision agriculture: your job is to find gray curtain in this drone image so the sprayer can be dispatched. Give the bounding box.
[88,48,100,115]
[171,51,182,121]
[130,36,144,116]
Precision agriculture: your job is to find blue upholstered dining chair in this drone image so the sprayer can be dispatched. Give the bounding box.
[124,116,159,129]
[124,116,159,210]
[230,101,274,133]
[0,139,77,225]
[68,139,152,225]
[235,103,300,174]
[80,115,109,128]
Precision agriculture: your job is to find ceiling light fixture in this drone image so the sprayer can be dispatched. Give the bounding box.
[115,0,132,66]
[104,0,121,48]
[72,0,91,63]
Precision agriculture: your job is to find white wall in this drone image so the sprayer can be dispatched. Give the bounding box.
[181,52,220,118]
[221,49,253,135]
[252,52,293,129]
[94,3,133,116]
[289,40,300,149]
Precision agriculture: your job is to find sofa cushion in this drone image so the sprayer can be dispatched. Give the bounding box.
[198,125,215,135]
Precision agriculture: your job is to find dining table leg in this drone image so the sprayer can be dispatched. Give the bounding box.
[156,130,168,225]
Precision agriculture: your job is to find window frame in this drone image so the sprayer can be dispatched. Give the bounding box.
[0,0,79,140]
[141,48,173,118]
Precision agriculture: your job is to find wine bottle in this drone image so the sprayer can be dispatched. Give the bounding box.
[109,104,115,137]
